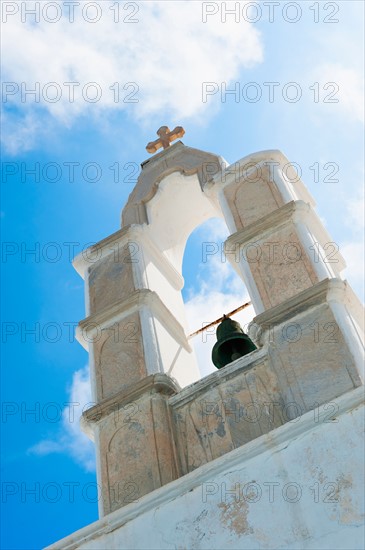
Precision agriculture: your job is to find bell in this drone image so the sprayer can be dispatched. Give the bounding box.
[212,315,257,369]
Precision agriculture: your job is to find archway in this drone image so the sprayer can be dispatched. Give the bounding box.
[182,217,255,377]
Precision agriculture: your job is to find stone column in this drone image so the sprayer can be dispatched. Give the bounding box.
[81,373,179,516]
[212,151,345,313]
[73,224,198,402]
[73,224,195,515]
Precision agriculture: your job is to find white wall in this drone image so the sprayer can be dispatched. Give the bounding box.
[47,387,364,550]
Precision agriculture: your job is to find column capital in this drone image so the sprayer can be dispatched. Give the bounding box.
[82,373,180,426]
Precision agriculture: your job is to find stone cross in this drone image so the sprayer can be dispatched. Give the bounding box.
[146,125,185,154]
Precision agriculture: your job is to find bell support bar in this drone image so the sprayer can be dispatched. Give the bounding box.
[187,301,252,340]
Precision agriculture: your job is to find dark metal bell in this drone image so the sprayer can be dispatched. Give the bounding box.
[212,315,256,369]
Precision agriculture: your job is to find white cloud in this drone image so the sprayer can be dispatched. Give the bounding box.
[341,190,364,298]
[340,242,364,300]
[345,191,365,234]
[2,1,263,153]
[1,110,45,155]
[29,366,95,472]
[311,63,364,124]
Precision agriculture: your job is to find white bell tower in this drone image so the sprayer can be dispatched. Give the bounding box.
[47,128,364,550]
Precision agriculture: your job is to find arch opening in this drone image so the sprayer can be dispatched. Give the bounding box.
[182,217,255,378]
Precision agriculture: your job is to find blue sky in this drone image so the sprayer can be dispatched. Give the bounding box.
[1,1,364,548]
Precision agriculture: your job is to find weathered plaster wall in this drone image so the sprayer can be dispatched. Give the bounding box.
[46,387,364,550]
